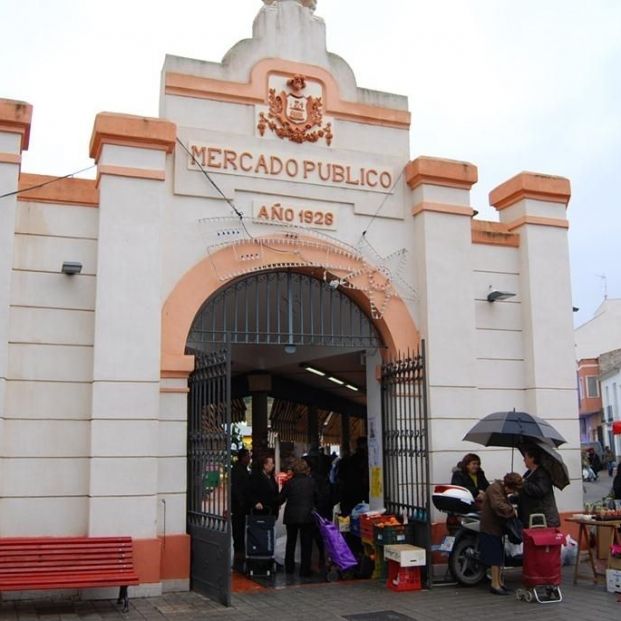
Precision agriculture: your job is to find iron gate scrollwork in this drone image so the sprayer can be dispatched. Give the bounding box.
[187,348,232,606]
[381,342,431,586]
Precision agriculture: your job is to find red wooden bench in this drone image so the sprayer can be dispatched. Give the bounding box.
[0,537,140,612]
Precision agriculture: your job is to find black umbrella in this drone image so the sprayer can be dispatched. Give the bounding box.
[463,410,567,448]
[518,438,570,490]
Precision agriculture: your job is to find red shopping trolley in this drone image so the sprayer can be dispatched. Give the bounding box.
[516,514,564,604]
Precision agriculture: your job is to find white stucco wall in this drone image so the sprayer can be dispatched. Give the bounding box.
[1,198,97,535]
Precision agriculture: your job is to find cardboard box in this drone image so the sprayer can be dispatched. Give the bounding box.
[608,554,621,570]
[383,544,426,567]
[606,569,621,593]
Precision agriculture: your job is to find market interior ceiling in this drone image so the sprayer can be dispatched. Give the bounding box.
[230,346,367,414]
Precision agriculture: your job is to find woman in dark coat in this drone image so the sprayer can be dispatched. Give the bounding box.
[480,472,523,595]
[248,454,279,517]
[518,445,560,528]
[451,453,490,504]
[278,458,317,577]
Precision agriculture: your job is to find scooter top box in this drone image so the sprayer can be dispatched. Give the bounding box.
[432,485,476,514]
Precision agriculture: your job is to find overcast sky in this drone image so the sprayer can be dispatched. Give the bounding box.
[2,0,619,326]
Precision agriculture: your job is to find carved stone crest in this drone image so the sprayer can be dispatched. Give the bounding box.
[258,74,333,146]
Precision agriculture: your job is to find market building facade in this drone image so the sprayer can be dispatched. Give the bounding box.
[0,0,581,604]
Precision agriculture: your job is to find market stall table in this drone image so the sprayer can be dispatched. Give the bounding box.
[566,516,621,584]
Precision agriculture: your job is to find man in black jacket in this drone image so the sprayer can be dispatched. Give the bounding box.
[231,448,251,558]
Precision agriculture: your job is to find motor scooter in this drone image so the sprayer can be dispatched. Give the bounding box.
[433,484,523,586]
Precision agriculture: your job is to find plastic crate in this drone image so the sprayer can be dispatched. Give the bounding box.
[374,523,407,546]
[360,514,391,542]
[386,560,422,592]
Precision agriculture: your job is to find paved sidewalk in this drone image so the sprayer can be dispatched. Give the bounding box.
[1,566,619,621]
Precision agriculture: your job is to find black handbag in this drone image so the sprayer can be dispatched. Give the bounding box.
[504,516,523,544]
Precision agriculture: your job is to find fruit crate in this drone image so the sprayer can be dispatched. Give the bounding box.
[386,560,422,592]
[360,514,393,543]
[374,523,407,546]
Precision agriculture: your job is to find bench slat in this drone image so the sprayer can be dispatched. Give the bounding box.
[0,571,139,581]
[0,537,133,544]
[0,576,140,590]
[0,554,133,563]
[0,545,133,554]
[1,566,135,572]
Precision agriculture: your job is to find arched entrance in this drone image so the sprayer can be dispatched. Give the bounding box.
[160,236,427,604]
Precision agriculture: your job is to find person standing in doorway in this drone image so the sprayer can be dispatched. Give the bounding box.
[231,448,251,560]
[304,454,332,570]
[339,436,369,516]
[278,458,317,578]
[248,454,279,517]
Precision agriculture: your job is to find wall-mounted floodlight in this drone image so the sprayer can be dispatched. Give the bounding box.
[61,261,82,275]
[487,289,516,302]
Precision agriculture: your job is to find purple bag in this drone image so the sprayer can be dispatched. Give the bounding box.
[313,512,358,571]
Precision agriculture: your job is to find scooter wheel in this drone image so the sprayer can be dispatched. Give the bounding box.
[515,589,524,601]
[524,590,534,603]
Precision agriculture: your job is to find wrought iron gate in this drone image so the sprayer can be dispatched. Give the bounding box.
[381,342,431,583]
[187,271,381,348]
[187,348,231,606]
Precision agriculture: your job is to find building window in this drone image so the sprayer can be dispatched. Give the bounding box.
[586,376,599,398]
[579,377,585,401]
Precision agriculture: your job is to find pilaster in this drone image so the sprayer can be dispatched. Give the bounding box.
[407,156,478,484]
[489,172,580,493]
[0,99,32,468]
[87,112,176,538]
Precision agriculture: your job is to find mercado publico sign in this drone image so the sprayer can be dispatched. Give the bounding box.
[186,141,395,192]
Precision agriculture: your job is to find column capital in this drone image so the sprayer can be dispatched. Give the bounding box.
[89,112,177,162]
[405,156,478,190]
[0,98,33,152]
[489,171,571,211]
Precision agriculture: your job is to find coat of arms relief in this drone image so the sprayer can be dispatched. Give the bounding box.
[257,74,333,146]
